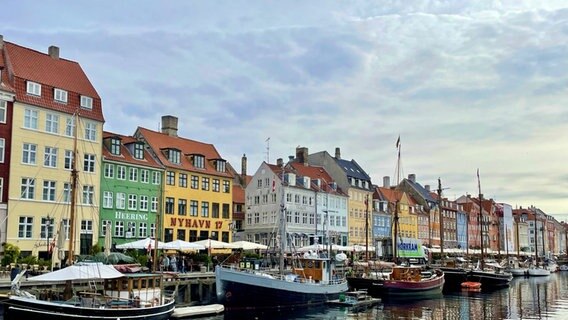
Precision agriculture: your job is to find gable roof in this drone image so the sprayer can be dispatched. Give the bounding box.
[136,126,231,178]
[102,131,162,169]
[4,41,103,122]
[403,178,436,203]
[336,158,371,181]
[288,162,346,196]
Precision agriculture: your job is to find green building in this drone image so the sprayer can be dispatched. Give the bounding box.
[99,131,164,248]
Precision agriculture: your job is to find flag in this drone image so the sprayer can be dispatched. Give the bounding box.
[396,135,400,148]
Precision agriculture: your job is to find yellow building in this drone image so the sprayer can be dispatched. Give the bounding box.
[4,41,104,260]
[135,116,233,243]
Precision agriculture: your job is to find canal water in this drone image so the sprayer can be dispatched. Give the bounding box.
[200,272,568,320]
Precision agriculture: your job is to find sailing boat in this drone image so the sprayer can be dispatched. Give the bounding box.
[4,112,175,320]
[215,164,348,309]
[347,138,444,298]
[505,225,528,277]
[467,170,512,288]
[527,213,550,276]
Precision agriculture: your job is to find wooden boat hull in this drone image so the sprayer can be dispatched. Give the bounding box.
[467,270,512,289]
[346,277,386,297]
[3,295,175,320]
[381,274,445,296]
[215,266,348,310]
[439,267,469,290]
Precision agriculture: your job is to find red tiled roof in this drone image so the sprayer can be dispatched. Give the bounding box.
[232,184,245,203]
[137,127,232,178]
[289,163,333,184]
[378,187,402,203]
[4,42,104,122]
[102,131,163,169]
[0,47,14,92]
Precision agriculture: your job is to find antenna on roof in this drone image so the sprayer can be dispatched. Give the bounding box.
[265,137,270,163]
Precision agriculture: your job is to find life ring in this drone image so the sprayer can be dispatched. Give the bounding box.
[307,261,314,268]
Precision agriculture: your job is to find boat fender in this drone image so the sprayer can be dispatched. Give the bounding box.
[152,297,160,306]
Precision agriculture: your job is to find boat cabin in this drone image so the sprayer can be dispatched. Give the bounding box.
[103,273,165,307]
[292,257,332,283]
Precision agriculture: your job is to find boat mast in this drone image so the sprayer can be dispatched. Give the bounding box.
[67,112,79,266]
[438,178,444,260]
[477,169,484,270]
[365,194,369,262]
[279,166,286,274]
[393,136,401,265]
[534,213,538,266]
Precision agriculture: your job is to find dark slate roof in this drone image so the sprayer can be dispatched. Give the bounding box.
[336,158,371,181]
[405,178,436,203]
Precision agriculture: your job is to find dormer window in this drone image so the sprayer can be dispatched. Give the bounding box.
[167,149,181,164]
[54,88,68,103]
[215,159,226,172]
[193,155,205,168]
[134,143,144,160]
[27,81,41,96]
[110,138,121,156]
[81,95,93,110]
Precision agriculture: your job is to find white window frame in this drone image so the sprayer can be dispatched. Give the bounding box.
[63,182,71,203]
[139,195,149,211]
[152,171,160,185]
[18,216,33,238]
[0,100,6,123]
[193,155,204,168]
[116,192,126,209]
[81,220,93,234]
[64,150,74,170]
[0,138,4,163]
[20,177,35,199]
[24,109,38,129]
[54,88,68,103]
[83,154,96,173]
[80,95,93,110]
[114,221,124,237]
[26,81,41,96]
[43,146,58,168]
[117,166,126,180]
[42,180,56,201]
[104,163,114,178]
[129,167,138,182]
[139,222,148,238]
[140,169,149,183]
[22,143,37,165]
[82,185,94,204]
[103,191,113,208]
[84,122,97,141]
[45,113,59,133]
[65,117,75,137]
[0,178,3,203]
[151,197,158,212]
[128,194,137,210]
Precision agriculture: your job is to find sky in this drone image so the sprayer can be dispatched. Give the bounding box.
[3,1,567,217]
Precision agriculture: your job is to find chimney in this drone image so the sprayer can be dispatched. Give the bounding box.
[277,158,284,167]
[161,115,178,137]
[241,154,247,181]
[296,147,308,166]
[48,45,60,59]
[408,174,416,183]
[335,147,341,160]
[425,185,430,192]
[383,176,390,188]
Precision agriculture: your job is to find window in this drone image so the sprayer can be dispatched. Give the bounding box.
[151,197,158,212]
[126,222,136,237]
[0,178,3,202]
[193,155,204,168]
[42,180,56,201]
[85,122,97,141]
[64,150,74,170]
[139,222,148,238]
[54,88,68,103]
[201,177,209,191]
[26,81,41,96]
[83,154,95,172]
[63,219,70,239]
[114,221,124,237]
[63,183,71,203]
[22,143,37,164]
[81,220,93,234]
[212,179,220,192]
[116,193,126,209]
[167,149,181,164]
[103,191,113,208]
[166,171,175,185]
[0,100,6,123]
[177,229,186,241]
[191,175,199,189]
[128,194,138,210]
[152,171,160,185]
[110,138,120,155]
[216,160,226,172]
[21,178,35,199]
[212,203,219,218]
[140,195,148,211]
[134,143,144,159]
[104,163,114,178]
[222,203,230,219]
[190,200,198,216]
[201,201,209,217]
[117,166,126,180]
[178,199,187,215]
[65,117,75,136]
[101,220,111,236]
[43,146,58,168]
[140,169,149,183]
[24,109,38,129]
[223,180,230,193]
[150,223,156,238]
[18,216,33,238]
[179,173,188,188]
[82,185,94,204]
[0,138,5,163]
[165,197,175,214]
[80,95,93,110]
[40,217,54,238]
[129,168,138,181]
[45,113,59,133]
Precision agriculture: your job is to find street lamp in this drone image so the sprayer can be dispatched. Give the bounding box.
[46,215,51,257]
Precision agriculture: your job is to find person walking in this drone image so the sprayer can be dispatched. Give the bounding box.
[170,255,178,272]
[162,254,170,271]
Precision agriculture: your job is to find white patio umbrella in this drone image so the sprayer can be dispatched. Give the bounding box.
[104,221,112,256]
[298,244,326,252]
[163,240,206,251]
[192,239,237,249]
[231,241,268,251]
[348,244,376,252]
[116,237,166,250]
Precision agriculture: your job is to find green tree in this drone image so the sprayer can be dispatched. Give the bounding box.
[1,243,21,266]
